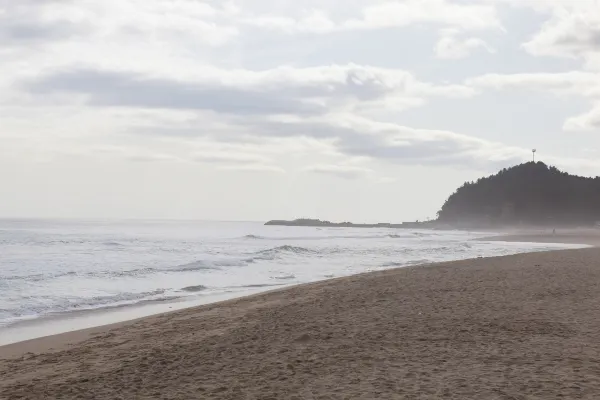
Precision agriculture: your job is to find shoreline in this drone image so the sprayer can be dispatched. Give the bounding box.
[0,232,585,349]
[478,229,600,247]
[0,231,593,351]
[0,284,298,359]
[0,285,294,348]
[4,246,600,397]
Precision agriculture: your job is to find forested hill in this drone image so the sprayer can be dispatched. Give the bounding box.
[437,162,600,226]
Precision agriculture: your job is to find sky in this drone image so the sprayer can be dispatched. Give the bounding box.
[1,0,600,222]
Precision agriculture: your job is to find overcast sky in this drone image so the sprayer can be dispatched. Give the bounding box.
[1,0,600,222]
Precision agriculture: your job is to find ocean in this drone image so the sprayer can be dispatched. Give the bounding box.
[0,219,580,330]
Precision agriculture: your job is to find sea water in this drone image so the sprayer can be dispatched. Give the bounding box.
[0,219,581,330]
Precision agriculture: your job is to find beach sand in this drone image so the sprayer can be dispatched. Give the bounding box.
[3,247,600,399]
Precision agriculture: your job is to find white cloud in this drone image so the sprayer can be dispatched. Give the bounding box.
[46,0,239,47]
[0,0,501,58]
[486,0,600,71]
[485,0,598,13]
[523,11,600,68]
[243,0,502,34]
[345,0,502,31]
[18,65,476,118]
[245,10,336,34]
[321,115,531,168]
[467,71,600,132]
[95,104,548,171]
[476,1,600,70]
[467,71,600,95]
[8,55,594,171]
[172,111,536,169]
[435,29,495,59]
[564,103,600,131]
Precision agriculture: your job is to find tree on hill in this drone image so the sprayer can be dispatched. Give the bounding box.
[436,162,600,226]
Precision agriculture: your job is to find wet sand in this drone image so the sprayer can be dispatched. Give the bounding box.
[3,247,600,399]
[481,228,600,246]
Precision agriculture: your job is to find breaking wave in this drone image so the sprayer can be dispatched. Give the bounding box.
[381,259,431,267]
[240,233,428,241]
[5,259,233,282]
[243,234,266,240]
[172,260,231,272]
[180,285,208,293]
[251,245,315,261]
[271,274,296,280]
[234,283,288,289]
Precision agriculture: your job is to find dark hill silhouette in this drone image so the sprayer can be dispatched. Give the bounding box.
[437,162,600,227]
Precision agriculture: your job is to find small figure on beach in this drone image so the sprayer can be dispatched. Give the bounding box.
[552,228,556,235]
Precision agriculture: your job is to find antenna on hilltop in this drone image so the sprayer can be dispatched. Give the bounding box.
[532,149,537,163]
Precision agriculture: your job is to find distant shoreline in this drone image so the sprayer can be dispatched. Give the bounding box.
[266,218,600,233]
[265,218,436,229]
[2,229,593,352]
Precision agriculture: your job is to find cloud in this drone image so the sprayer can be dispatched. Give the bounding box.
[24,68,325,115]
[467,71,600,132]
[21,65,475,116]
[45,0,239,47]
[435,29,495,59]
[564,103,600,131]
[244,0,502,34]
[303,164,374,179]
[165,111,600,172]
[484,0,600,15]
[524,13,600,56]
[466,71,600,97]
[520,6,600,69]
[468,71,596,90]
[0,21,82,43]
[244,10,336,34]
[347,0,502,31]
[0,2,86,50]
[150,112,533,170]
[0,0,501,58]
[324,116,530,169]
[121,104,540,171]
[479,1,600,70]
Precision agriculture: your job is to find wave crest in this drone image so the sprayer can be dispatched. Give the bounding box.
[253,245,314,261]
[180,285,208,292]
[243,234,265,240]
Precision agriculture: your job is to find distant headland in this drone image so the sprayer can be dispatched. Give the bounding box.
[437,162,600,227]
[267,162,600,229]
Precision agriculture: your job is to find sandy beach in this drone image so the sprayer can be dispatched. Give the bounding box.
[3,245,600,399]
